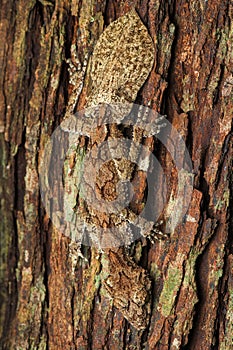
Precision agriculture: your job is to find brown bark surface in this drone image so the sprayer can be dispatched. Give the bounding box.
[0,1,232,349]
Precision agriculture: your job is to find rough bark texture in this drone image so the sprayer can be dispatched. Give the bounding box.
[0,0,232,349]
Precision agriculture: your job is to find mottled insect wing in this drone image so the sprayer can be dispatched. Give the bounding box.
[87,9,155,107]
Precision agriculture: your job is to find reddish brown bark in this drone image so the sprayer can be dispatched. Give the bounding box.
[0,1,232,349]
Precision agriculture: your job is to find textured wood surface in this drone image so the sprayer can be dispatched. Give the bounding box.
[0,1,232,349]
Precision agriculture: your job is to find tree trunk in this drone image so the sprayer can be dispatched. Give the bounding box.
[0,1,232,349]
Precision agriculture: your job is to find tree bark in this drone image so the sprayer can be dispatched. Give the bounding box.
[0,1,232,349]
